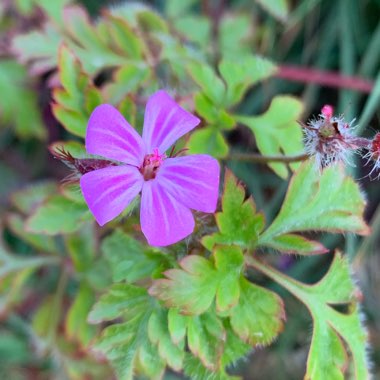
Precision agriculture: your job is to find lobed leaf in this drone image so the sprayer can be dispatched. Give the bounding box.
[237,96,304,178]
[203,170,265,250]
[52,45,102,137]
[248,253,370,380]
[228,278,285,346]
[259,161,370,254]
[102,230,173,284]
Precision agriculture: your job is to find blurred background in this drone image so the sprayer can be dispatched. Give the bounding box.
[0,0,379,378]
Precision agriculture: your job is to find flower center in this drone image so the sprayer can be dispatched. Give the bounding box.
[140,148,166,181]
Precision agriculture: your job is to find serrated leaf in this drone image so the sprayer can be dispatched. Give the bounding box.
[90,285,164,380]
[53,45,102,137]
[259,162,370,254]
[219,56,277,106]
[228,278,285,346]
[187,312,226,370]
[150,246,244,315]
[88,283,148,324]
[102,230,172,283]
[183,354,238,380]
[149,255,218,315]
[247,253,370,379]
[26,195,90,235]
[255,0,289,22]
[148,309,185,371]
[187,127,229,158]
[237,96,304,178]
[203,170,265,250]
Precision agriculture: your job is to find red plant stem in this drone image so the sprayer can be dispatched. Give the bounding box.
[277,65,373,93]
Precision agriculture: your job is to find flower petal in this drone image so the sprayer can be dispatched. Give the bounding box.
[142,90,200,153]
[157,155,220,213]
[80,165,143,226]
[86,104,145,165]
[140,180,195,246]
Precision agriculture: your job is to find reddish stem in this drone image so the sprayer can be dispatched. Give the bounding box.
[277,65,373,93]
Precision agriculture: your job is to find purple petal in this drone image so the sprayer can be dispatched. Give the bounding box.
[142,90,200,153]
[80,165,143,226]
[140,180,195,246]
[157,155,220,213]
[86,104,145,166]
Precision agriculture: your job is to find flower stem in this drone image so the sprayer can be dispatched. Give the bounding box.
[277,64,373,93]
[225,152,309,163]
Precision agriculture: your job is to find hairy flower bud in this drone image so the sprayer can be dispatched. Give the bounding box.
[300,105,370,169]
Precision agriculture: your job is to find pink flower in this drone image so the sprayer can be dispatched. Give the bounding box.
[80,90,220,246]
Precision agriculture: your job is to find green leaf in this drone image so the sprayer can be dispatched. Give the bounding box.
[187,62,225,105]
[26,195,90,235]
[65,283,96,347]
[183,354,238,380]
[104,65,151,104]
[6,213,60,255]
[218,14,252,59]
[150,246,244,314]
[237,96,304,178]
[259,162,370,254]
[102,230,172,283]
[150,255,218,315]
[0,60,45,139]
[228,278,285,346]
[64,224,96,272]
[187,312,226,370]
[187,128,229,158]
[219,56,277,106]
[52,45,102,137]
[248,253,370,380]
[203,170,265,250]
[88,283,148,324]
[193,93,235,129]
[89,285,165,379]
[255,0,289,22]
[173,15,211,48]
[148,309,185,371]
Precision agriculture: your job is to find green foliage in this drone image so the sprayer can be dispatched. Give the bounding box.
[259,162,370,254]
[237,96,304,178]
[247,253,370,380]
[203,170,265,250]
[26,195,90,235]
[52,45,102,137]
[102,230,173,283]
[255,0,289,22]
[2,1,375,379]
[0,60,45,139]
[149,246,244,314]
